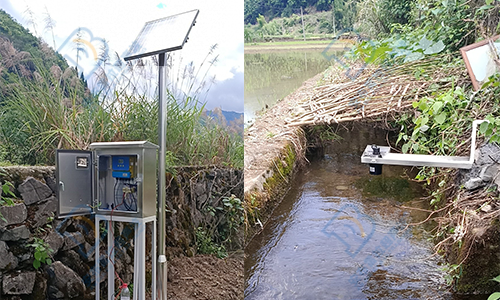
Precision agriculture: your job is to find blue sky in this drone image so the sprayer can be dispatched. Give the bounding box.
[0,0,244,112]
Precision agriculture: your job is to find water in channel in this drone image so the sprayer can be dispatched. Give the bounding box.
[244,124,488,300]
[244,50,338,125]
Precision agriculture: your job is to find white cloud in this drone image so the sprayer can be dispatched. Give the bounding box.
[204,70,243,113]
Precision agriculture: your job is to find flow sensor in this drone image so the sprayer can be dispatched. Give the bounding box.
[361,120,488,174]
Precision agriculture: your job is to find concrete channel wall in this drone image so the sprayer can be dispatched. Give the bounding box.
[244,74,322,244]
[243,69,500,294]
[0,165,242,299]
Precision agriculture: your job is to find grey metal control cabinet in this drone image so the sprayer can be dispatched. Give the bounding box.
[57,141,158,218]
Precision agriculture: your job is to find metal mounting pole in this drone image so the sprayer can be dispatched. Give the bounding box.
[156,52,168,300]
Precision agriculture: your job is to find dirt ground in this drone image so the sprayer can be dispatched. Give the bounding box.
[167,254,244,300]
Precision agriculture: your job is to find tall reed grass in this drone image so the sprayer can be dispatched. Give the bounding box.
[0,56,243,169]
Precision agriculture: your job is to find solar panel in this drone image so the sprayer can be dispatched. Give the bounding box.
[124,9,199,61]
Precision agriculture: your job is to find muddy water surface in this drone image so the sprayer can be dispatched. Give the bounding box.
[244,50,338,125]
[245,124,487,300]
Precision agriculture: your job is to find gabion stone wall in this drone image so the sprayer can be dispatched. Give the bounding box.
[0,166,242,299]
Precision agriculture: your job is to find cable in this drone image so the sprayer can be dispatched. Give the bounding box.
[114,179,137,211]
[130,192,138,212]
[122,182,138,212]
[107,179,133,298]
[113,179,119,210]
[107,195,128,300]
[123,192,132,211]
[100,159,140,298]
[99,176,106,208]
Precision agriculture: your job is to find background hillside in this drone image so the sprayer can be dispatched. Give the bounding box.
[0,9,66,74]
[204,108,244,135]
[244,0,358,28]
[0,9,89,102]
[244,0,416,42]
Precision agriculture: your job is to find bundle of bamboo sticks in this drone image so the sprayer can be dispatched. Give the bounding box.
[286,55,467,126]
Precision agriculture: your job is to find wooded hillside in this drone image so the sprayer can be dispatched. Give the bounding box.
[0,9,89,103]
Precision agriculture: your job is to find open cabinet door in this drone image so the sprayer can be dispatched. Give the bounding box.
[56,150,93,218]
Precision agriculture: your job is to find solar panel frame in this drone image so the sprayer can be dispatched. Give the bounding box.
[124,9,199,61]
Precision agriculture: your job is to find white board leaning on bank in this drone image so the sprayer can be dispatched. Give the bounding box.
[461,35,500,90]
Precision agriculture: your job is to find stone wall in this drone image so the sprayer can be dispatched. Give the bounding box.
[450,143,500,293]
[165,167,244,257]
[0,166,242,299]
[462,143,500,190]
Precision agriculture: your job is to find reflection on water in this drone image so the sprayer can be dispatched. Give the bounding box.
[244,50,338,124]
[244,124,488,300]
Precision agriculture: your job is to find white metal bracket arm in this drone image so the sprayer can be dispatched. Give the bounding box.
[361,120,489,169]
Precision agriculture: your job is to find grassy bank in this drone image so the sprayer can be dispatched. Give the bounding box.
[245,39,352,53]
[244,9,358,43]
[0,59,243,169]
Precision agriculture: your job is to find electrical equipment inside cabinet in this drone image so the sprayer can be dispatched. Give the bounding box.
[97,155,138,212]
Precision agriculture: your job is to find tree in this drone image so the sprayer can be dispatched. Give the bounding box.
[256,14,267,28]
[244,0,261,24]
[379,0,412,30]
